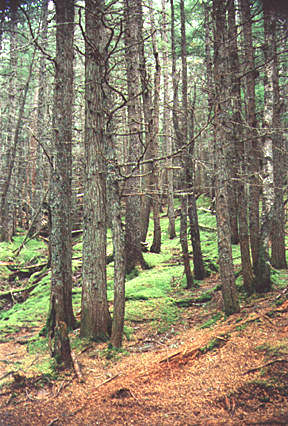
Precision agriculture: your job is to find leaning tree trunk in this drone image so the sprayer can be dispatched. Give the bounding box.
[213,0,239,315]
[48,0,76,368]
[80,0,112,340]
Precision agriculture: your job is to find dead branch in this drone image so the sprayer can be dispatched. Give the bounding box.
[243,359,288,375]
[95,374,119,389]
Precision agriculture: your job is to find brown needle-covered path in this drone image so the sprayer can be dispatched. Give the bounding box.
[1,295,288,425]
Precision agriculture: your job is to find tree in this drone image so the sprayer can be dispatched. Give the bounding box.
[213,0,239,314]
[80,0,112,340]
[270,15,287,269]
[240,0,260,268]
[228,0,253,293]
[253,5,276,292]
[124,0,149,274]
[48,0,76,368]
[161,0,176,240]
[171,0,193,289]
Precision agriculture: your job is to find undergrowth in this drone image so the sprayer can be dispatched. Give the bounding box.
[0,196,287,376]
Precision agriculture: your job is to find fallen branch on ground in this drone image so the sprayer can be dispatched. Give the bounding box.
[243,359,288,375]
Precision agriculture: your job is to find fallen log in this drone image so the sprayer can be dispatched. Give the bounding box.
[0,271,49,301]
[8,262,48,282]
[0,283,39,301]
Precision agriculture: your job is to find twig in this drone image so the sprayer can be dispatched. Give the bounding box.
[47,418,59,426]
[243,359,288,375]
[95,374,119,389]
[0,371,14,381]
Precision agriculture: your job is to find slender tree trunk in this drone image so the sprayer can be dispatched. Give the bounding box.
[107,126,126,347]
[48,0,76,368]
[161,0,176,239]
[270,18,287,269]
[170,0,193,289]
[228,0,253,293]
[204,2,215,207]
[149,0,161,254]
[213,0,239,314]
[187,89,205,280]
[253,6,275,292]
[136,0,152,244]
[240,0,260,268]
[33,0,49,229]
[0,8,18,241]
[124,0,149,274]
[80,0,112,340]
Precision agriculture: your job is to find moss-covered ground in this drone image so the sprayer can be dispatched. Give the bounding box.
[0,196,287,380]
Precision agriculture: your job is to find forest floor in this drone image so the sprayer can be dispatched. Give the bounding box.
[1,275,288,425]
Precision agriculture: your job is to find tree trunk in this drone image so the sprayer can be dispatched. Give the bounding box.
[0,7,18,241]
[149,0,161,254]
[228,0,253,293]
[80,0,112,340]
[253,6,275,292]
[161,0,176,240]
[48,0,76,367]
[213,0,240,314]
[171,0,194,289]
[187,87,205,281]
[124,0,149,274]
[240,0,260,268]
[270,17,287,269]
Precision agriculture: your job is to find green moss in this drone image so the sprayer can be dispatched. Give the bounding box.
[255,342,288,359]
[199,312,223,329]
[200,336,226,353]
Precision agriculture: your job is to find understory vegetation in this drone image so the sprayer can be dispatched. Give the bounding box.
[0,197,287,380]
